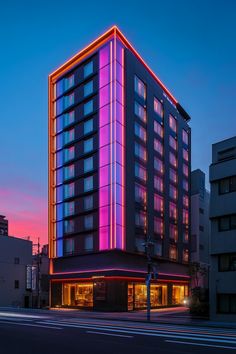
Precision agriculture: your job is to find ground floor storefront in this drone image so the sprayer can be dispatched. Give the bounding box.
[51,278,189,311]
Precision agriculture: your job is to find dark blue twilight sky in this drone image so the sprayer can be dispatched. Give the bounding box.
[0,0,235,244]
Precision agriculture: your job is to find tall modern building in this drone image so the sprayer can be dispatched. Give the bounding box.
[209,136,236,321]
[49,26,191,311]
[0,215,8,235]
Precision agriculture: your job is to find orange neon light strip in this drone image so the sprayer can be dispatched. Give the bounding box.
[49,25,178,105]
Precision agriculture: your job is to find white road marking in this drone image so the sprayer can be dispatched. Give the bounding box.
[166,340,236,350]
[39,320,236,344]
[86,330,133,338]
[0,320,62,330]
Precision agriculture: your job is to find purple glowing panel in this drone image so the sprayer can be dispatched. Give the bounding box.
[99,105,110,128]
[99,206,110,227]
[116,40,123,65]
[99,186,109,207]
[99,165,110,187]
[116,101,123,125]
[116,122,123,145]
[116,184,123,205]
[116,61,123,85]
[100,145,110,166]
[99,124,110,147]
[116,82,123,105]
[56,240,63,257]
[56,151,63,167]
[99,44,110,68]
[99,226,109,250]
[56,116,63,133]
[99,65,110,88]
[99,84,110,108]
[116,143,124,166]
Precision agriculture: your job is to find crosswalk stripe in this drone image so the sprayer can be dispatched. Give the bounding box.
[166,340,236,350]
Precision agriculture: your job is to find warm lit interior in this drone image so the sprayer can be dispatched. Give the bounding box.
[133,284,168,309]
[172,285,185,305]
[62,283,93,308]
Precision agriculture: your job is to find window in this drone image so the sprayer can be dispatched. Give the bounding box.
[183,230,189,243]
[84,118,93,135]
[154,176,163,193]
[154,157,164,174]
[154,217,164,235]
[14,280,19,289]
[219,176,236,194]
[134,75,146,100]
[154,97,163,118]
[64,129,75,145]
[84,215,93,229]
[169,202,177,220]
[154,121,163,138]
[169,115,177,133]
[64,93,74,109]
[182,129,189,145]
[135,122,146,142]
[169,245,177,261]
[170,168,177,183]
[134,101,146,123]
[64,183,75,198]
[84,195,93,210]
[169,224,178,241]
[154,194,164,213]
[218,294,236,314]
[169,136,177,150]
[183,148,189,162]
[85,234,93,251]
[135,183,147,204]
[64,146,75,162]
[64,201,75,217]
[64,111,75,127]
[199,208,204,214]
[64,164,75,180]
[84,138,93,153]
[56,75,74,96]
[183,195,189,208]
[84,61,93,78]
[84,100,93,116]
[183,179,189,192]
[14,257,20,264]
[183,249,189,263]
[84,80,93,97]
[64,238,74,256]
[169,152,177,168]
[218,215,236,231]
[135,142,147,161]
[183,164,188,177]
[183,209,189,225]
[135,238,145,253]
[135,211,146,228]
[135,163,147,181]
[84,156,93,173]
[169,184,177,200]
[84,176,93,192]
[154,139,163,156]
[64,219,75,234]
[219,254,236,272]
[154,241,163,256]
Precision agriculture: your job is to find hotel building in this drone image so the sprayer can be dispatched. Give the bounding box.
[49,26,191,311]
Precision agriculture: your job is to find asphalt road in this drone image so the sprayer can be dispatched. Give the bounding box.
[0,309,235,354]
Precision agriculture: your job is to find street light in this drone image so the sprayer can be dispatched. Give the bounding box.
[143,235,154,321]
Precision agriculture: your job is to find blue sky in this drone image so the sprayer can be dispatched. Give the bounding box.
[0,0,235,243]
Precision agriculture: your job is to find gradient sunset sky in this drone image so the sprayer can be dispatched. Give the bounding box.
[0,0,235,245]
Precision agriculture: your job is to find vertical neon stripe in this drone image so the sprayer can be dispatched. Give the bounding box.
[109,41,113,249]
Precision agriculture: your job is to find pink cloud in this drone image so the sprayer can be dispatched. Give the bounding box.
[0,186,48,246]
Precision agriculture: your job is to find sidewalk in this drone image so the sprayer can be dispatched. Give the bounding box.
[1,306,236,329]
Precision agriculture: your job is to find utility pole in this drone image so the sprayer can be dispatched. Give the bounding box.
[143,235,154,322]
[33,238,41,308]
